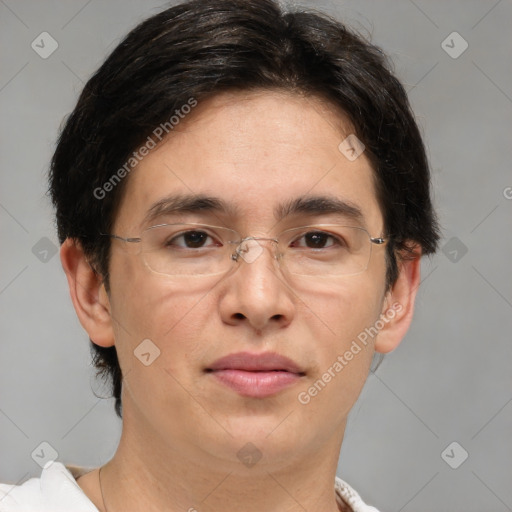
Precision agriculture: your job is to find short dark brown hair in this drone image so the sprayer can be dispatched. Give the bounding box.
[48,0,440,419]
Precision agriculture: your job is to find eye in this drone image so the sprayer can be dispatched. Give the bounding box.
[166,230,219,249]
[291,231,343,249]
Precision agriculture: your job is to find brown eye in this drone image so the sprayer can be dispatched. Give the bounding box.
[167,230,215,249]
[292,231,341,249]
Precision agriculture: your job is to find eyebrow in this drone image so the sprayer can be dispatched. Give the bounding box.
[142,193,365,227]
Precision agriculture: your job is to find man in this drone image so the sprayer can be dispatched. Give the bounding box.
[0,0,439,510]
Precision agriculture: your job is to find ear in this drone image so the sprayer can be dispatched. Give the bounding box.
[60,238,115,348]
[374,246,422,354]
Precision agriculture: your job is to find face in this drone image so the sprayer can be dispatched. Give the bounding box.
[105,90,390,472]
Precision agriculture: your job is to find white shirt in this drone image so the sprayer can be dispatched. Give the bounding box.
[0,462,380,512]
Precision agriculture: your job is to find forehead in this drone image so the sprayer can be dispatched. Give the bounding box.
[113,90,383,234]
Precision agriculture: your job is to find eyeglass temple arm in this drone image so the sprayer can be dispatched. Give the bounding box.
[100,233,142,243]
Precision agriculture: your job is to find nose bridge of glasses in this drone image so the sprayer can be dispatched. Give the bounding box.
[231,235,281,265]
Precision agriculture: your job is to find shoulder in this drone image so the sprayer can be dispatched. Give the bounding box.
[0,462,98,512]
[335,476,381,512]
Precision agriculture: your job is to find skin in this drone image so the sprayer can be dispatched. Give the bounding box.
[61,90,421,512]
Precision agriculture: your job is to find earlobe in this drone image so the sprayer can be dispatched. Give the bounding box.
[60,238,115,348]
[374,247,422,354]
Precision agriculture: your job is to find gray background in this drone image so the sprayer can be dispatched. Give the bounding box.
[1,1,511,511]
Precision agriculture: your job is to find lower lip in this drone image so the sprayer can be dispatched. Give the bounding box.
[210,369,302,398]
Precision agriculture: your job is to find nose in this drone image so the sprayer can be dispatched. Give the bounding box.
[218,238,295,334]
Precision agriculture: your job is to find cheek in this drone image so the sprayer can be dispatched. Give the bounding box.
[292,277,383,423]
[108,252,219,370]
[294,274,384,348]
[107,263,219,431]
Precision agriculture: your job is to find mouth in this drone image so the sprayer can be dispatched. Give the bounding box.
[205,352,306,398]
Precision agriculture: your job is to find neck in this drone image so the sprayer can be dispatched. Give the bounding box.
[99,404,346,512]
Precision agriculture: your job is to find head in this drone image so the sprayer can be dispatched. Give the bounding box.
[50,0,439,467]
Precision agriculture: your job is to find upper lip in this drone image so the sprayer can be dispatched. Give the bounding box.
[206,352,305,374]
